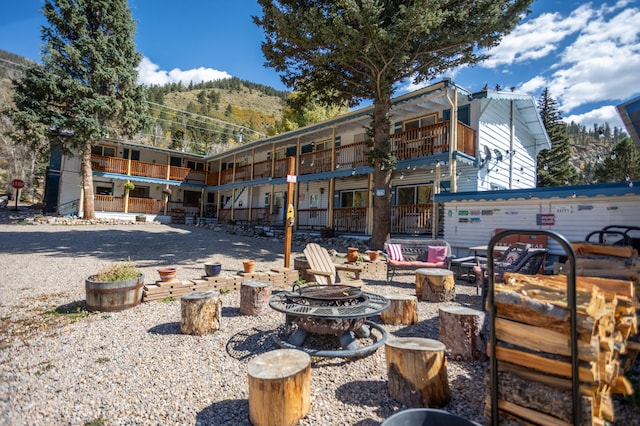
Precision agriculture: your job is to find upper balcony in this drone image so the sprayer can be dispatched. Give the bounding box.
[91,155,191,181]
[92,120,475,187]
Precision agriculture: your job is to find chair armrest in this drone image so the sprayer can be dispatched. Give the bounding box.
[335,264,362,279]
[306,269,332,278]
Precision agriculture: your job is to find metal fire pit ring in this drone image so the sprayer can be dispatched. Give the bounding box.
[269,286,390,358]
[272,320,388,358]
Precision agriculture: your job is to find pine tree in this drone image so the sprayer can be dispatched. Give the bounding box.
[594,138,640,183]
[536,88,581,187]
[255,0,533,249]
[8,0,148,219]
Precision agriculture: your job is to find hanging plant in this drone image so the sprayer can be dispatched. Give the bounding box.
[124,181,135,191]
[162,187,172,195]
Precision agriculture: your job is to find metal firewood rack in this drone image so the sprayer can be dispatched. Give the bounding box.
[487,230,580,425]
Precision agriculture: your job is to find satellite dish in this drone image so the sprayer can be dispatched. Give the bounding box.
[480,145,492,168]
[494,149,503,162]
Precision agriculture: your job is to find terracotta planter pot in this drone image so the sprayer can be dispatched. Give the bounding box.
[346,247,359,263]
[243,260,255,273]
[367,250,379,261]
[158,267,177,282]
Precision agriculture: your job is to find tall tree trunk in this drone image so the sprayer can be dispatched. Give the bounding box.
[81,140,95,219]
[370,99,393,250]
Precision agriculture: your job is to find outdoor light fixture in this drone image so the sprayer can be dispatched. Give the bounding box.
[336,163,341,169]
[400,172,405,179]
[351,168,356,175]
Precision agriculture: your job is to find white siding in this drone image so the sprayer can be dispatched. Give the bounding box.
[443,194,640,256]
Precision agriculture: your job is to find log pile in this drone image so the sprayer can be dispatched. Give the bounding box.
[486,241,639,425]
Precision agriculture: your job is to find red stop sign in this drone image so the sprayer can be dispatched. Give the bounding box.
[11,179,24,189]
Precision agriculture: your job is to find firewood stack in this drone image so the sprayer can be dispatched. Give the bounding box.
[486,242,639,425]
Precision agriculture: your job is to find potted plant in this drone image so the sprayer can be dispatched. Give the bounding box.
[85,261,144,312]
[124,181,135,191]
[346,247,360,262]
[162,187,172,195]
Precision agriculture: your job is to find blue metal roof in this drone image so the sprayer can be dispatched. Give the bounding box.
[93,172,206,189]
[435,181,640,203]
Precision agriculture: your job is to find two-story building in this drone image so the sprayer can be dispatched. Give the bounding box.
[45,78,551,236]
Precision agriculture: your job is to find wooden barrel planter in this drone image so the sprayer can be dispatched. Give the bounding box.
[85,274,144,312]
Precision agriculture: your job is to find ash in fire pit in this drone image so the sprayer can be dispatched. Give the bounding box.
[269,284,390,358]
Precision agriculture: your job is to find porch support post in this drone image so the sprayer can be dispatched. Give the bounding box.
[448,86,458,193]
[509,100,515,189]
[200,188,205,219]
[367,172,374,235]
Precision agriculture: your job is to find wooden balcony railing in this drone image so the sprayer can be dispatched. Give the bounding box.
[389,121,475,160]
[391,203,433,234]
[253,160,272,179]
[333,207,367,233]
[91,154,191,181]
[185,169,206,184]
[335,142,367,169]
[206,171,220,186]
[273,158,288,178]
[299,149,333,175]
[92,155,127,174]
[297,208,328,230]
[94,195,125,212]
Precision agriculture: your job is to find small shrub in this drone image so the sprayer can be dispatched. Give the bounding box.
[91,262,140,282]
[159,297,175,303]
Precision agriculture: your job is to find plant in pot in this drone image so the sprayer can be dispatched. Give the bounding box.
[346,247,360,262]
[124,181,135,191]
[86,261,144,312]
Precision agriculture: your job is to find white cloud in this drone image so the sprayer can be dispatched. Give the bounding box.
[564,105,624,129]
[549,6,640,112]
[136,57,232,86]
[518,75,547,95]
[482,5,593,69]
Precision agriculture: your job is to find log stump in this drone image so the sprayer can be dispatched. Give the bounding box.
[439,306,486,361]
[380,294,418,325]
[248,348,311,426]
[240,280,272,316]
[415,268,455,302]
[385,337,451,408]
[180,290,222,335]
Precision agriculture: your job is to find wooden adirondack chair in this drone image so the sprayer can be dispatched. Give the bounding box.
[303,243,364,287]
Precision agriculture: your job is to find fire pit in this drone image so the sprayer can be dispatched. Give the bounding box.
[269,284,390,358]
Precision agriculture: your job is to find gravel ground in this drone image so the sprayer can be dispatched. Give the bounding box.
[0,208,637,425]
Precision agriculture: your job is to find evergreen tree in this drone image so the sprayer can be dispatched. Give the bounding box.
[255,0,533,249]
[8,0,148,219]
[536,88,580,187]
[594,138,640,183]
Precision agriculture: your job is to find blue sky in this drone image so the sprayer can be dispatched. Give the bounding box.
[1,0,638,131]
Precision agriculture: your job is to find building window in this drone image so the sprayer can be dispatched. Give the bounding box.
[91,145,116,157]
[397,185,433,205]
[183,190,201,206]
[404,113,437,130]
[340,189,368,208]
[129,186,149,198]
[95,185,113,196]
[187,160,205,171]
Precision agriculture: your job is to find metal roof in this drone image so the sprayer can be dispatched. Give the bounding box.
[435,181,640,203]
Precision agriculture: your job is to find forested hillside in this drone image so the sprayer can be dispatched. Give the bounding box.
[144,78,289,154]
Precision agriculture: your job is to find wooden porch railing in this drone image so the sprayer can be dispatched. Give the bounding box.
[391,203,433,234]
[185,170,206,184]
[92,155,127,174]
[333,207,367,233]
[297,208,328,230]
[94,195,164,215]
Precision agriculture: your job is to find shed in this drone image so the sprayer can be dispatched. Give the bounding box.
[434,181,640,257]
